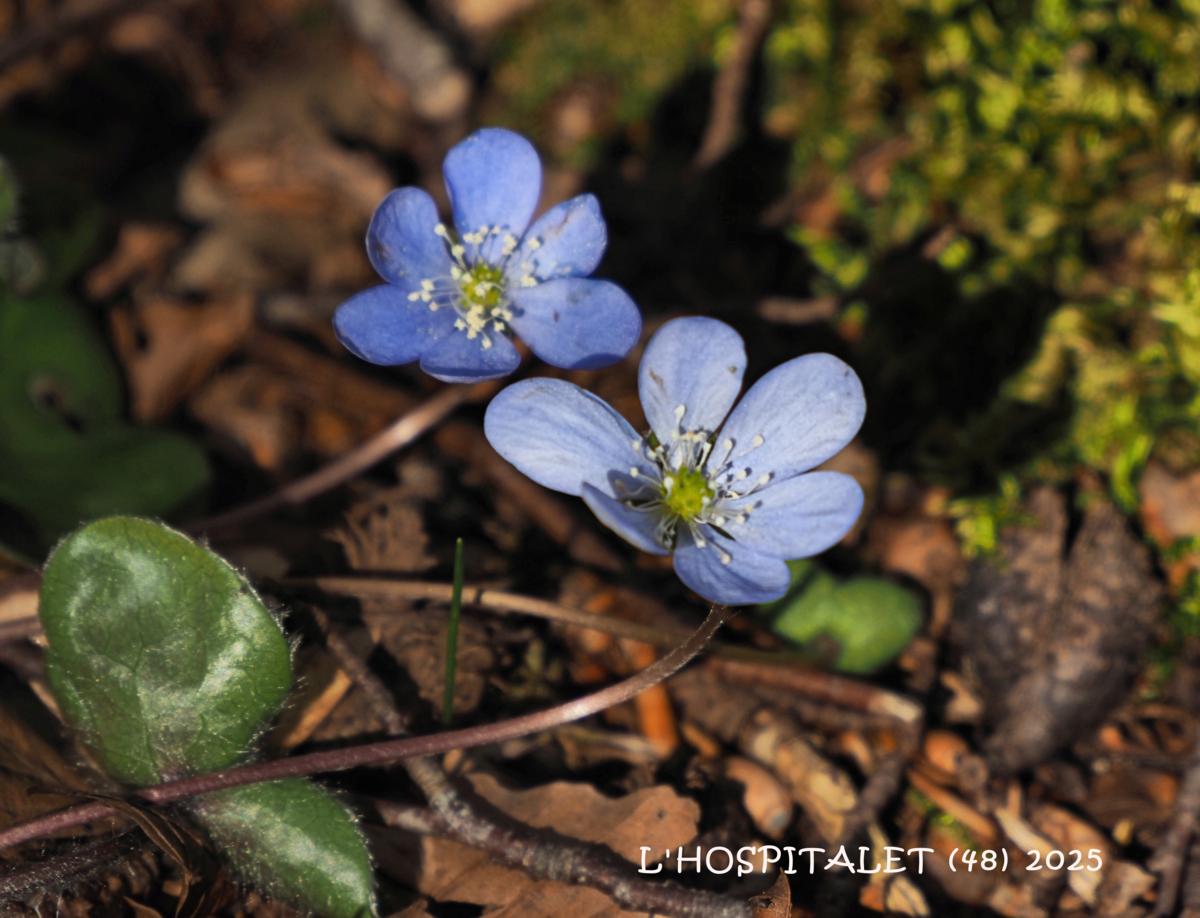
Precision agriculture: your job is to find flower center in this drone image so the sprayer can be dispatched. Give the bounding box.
[620,407,775,562]
[458,261,507,312]
[409,223,526,349]
[662,467,713,521]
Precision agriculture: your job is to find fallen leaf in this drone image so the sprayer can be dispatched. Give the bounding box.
[1139,460,1200,589]
[416,773,700,917]
[752,870,790,918]
[1139,461,1200,547]
[109,291,253,421]
[85,223,184,300]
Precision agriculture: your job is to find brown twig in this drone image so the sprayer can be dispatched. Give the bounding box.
[692,0,773,170]
[315,603,747,917]
[706,656,924,726]
[1150,732,1200,917]
[310,604,409,736]
[282,575,806,664]
[0,606,728,851]
[375,791,749,918]
[189,382,494,534]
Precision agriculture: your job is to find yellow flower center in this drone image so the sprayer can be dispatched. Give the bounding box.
[663,467,713,521]
[458,261,506,312]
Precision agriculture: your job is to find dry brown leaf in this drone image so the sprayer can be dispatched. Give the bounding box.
[751,870,790,918]
[85,223,185,300]
[417,773,700,917]
[190,365,296,471]
[109,291,253,421]
[1095,859,1155,917]
[174,39,399,294]
[1139,460,1200,590]
[190,334,415,472]
[866,511,963,635]
[1140,461,1200,547]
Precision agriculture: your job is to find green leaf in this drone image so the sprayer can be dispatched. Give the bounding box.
[0,293,209,541]
[762,561,922,674]
[39,517,292,785]
[192,779,377,918]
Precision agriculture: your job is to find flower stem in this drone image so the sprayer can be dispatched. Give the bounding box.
[442,536,465,725]
[0,605,729,852]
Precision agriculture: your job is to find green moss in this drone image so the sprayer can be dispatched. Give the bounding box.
[755,0,1200,514]
[948,473,1024,558]
[490,0,734,153]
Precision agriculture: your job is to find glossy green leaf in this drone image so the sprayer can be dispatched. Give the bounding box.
[39,517,293,785]
[193,779,377,918]
[0,294,209,541]
[762,561,922,674]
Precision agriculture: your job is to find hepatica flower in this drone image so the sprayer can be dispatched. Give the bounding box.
[334,128,641,383]
[484,317,866,605]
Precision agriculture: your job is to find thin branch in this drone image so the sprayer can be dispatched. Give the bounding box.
[375,792,750,918]
[707,656,924,725]
[189,381,495,534]
[282,575,804,664]
[0,606,729,851]
[692,0,772,170]
[314,598,748,918]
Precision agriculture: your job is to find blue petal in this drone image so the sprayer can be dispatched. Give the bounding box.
[418,330,521,383]
[333,285,454,366]
[582,484,670,555]
[509,278,641,370]
[719,471,863,559]
[483,378,650,497]
[443,128,541,241]
[673,530,790,605]
[639,317,746,445]
[366,187,452,287]
[509,194,607,282]
[714,353,865,483]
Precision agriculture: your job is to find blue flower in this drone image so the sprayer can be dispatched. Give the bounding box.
[484,317,866,605]
[334,128,641,383]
